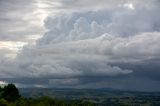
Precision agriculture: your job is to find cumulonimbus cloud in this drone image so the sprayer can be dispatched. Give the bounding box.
[1,0,160,90]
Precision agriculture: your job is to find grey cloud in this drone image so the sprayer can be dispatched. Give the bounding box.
[0,0,160,91]
[16,46,132,78]
[38,4,160,45]
[36,32,160,62]
[7,32,159,89]
[0,0,45,41]
[111,59,160,81]
[75,77,160,92]
[59,0,160,11]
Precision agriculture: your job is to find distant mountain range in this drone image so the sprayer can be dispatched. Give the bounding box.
[18,88,160,105]
[19,87,160,98]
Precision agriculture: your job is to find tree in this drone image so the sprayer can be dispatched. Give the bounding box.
[0,99,9,106]
[0,87,3,98]
[2,84,20,102]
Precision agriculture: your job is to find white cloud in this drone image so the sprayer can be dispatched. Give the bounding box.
[38,4,160,45]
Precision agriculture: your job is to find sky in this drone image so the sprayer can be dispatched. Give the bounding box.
[0,0,160,91]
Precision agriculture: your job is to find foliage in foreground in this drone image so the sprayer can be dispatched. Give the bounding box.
[0,96,94,106]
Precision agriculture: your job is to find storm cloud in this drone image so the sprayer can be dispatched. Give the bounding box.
[0,0,160,91]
